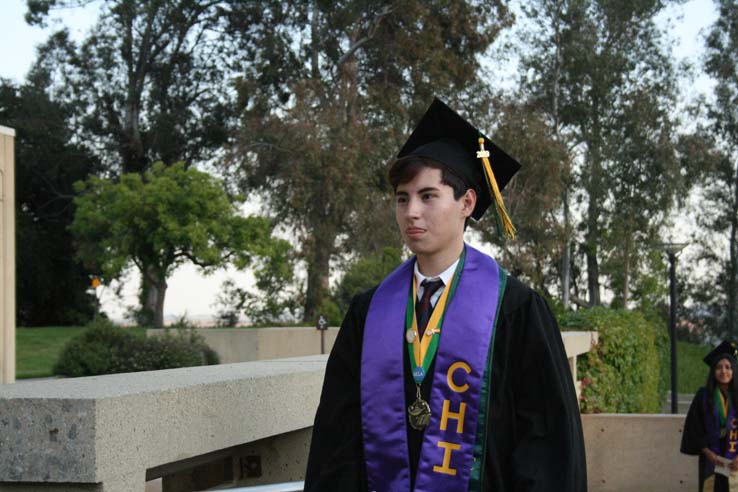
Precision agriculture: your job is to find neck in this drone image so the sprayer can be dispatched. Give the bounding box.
[416,241,464,278]
[719,383,730,393]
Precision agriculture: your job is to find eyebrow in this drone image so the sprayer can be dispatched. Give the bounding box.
[395,186,440,196]
[418,187,440,194]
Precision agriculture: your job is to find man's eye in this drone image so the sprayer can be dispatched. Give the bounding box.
[396,196,407,204]
[422,193,435,200]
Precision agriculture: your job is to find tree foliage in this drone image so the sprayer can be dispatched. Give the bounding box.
[227,0,512,321]
[28,0,235,175]
[71,162,284,327]
[476,100,568,295]
[0,73,101,325]
[701,0,738,337]
[519,0,687,308]
[214,239,301,326]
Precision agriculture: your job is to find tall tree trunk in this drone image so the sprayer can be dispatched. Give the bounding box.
[311,1,320,80]
[303,231,334,323]
[729,158,738,337]
[562,188,571,309]
[623,233,630,309]
[147,278,167,329]
[552,0,570,309]
[585,148,602,306]
[141,265,167,328]
[122,101,146,174]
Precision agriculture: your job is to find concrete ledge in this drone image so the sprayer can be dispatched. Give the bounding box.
[0,356,327,490]
[0,126,15,137]
[147,328,339,364]
[583,413,694,491]
[0,331,594,491]
[561,331,598,358]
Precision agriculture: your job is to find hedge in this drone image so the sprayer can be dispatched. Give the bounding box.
[53,318,219,377]
[559,307,669,413]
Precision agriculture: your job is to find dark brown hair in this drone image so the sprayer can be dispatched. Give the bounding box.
[388,155,471,200]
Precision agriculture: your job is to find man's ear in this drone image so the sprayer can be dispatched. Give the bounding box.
[461,188,477,218]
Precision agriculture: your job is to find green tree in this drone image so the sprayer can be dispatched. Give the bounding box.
[476,100,568,296]
[520,0,684,307]
[71,162,282,328]
[703,0,738,336]
[0,74,100,325]
[332,247,403,315]
[28,0,244,321]
[214,240,301,326]
[228,0,512,321]
[27,0,235,174]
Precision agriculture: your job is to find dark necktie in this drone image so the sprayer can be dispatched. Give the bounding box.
[416,279,444,338]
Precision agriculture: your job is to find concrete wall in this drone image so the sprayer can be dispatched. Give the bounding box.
[147,327,339,364]
[0,126,15,385]
[583,413,695,492]
[0,332,597,491]
[0,356,326,492]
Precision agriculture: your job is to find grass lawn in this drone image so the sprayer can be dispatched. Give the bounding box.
[677,340,710,394]
[16,326,147,379]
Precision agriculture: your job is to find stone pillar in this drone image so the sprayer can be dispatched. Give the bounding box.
[0,125,15,385]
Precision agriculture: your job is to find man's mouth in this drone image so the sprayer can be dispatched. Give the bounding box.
[405,227,425,237]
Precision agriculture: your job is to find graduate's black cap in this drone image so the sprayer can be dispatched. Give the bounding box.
[704,341,738,366]
[397,98,521,225]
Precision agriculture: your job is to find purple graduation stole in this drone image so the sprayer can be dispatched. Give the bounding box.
[704,390,738,465]
[361,245,503,491]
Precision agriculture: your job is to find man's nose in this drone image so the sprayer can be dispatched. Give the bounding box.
[404,198,421,219]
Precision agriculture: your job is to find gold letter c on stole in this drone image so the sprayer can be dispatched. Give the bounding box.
[447,361,471,393]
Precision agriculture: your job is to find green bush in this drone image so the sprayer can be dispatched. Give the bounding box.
[134,330,220,370]
[53,319,220,377]
[559,307,668,413]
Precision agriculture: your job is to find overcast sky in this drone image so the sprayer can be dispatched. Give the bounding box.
[0,0,721,323]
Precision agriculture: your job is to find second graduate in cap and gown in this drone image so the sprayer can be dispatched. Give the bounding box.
[304,98,587,491]
[682,341,738,492]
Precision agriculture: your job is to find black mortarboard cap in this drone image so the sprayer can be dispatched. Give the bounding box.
[397,98,521,222]
[704,340,738,366]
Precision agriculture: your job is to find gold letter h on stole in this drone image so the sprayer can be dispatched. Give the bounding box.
[433,362,471,476]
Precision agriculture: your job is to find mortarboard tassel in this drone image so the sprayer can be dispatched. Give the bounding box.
[477,137,516,240]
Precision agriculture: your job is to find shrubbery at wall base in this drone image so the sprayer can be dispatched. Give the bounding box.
[53,318,220,377]
[559,307,668,414]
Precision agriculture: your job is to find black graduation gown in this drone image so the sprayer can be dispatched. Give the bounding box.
[304,275,587,491]
[681,387,732,492]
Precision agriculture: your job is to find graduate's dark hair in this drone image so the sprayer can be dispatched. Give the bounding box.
[388,155,471,199]
[706,355,738,412]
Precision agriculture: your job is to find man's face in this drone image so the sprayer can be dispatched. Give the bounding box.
[394,167,474,258]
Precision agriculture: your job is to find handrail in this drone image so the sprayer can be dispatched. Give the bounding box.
[214,482,304,492]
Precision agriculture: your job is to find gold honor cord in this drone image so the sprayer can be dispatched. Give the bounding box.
[410,276,454,367]
[477,137,515,240]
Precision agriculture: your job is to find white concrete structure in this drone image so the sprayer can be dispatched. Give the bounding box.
[562,331,598,400]
[0,357,325,491]
[0,331,597,491]
[0,125,15,385]
[146,327,339,364]
[583,413,695,491]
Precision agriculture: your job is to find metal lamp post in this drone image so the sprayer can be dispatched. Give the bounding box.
[657,242,688,414]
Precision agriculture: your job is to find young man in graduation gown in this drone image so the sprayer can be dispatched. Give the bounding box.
[304,98,587,492]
